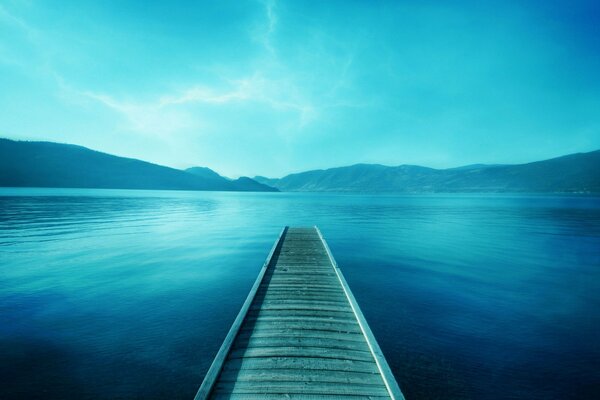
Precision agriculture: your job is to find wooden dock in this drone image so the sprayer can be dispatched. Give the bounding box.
[195,226,404,399]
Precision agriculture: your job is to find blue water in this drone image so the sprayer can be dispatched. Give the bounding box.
[1,188,599,399]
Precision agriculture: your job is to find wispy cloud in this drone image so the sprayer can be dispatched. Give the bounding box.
[0,3,41,69]
[0,4,33,35]
[3,0,366,145]
[254,0,278,55]
[83,91,195,136]
[81,72,317,136]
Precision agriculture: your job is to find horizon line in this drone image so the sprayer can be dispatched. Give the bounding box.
[2,136,598,180]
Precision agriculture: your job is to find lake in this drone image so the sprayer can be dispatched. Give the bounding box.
[1,188,599,399]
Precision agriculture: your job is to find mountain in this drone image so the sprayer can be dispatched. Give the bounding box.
[230,177,278,192]
[185,167,277,192]
[0,139,277,192]
[253,175,279,188]
[254,150,600,193]
[185,166,227,182]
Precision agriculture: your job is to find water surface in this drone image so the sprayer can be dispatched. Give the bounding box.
[1,188,599,399]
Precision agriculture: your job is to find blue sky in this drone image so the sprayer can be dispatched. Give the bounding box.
[1,0,599,177]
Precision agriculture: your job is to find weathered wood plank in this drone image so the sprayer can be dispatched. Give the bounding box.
[211,394,390,400]
[248,296,347,305]
[234,330,368,343]
[195,226,404,400]
[273,262,331,265]
[221,356,380,374]
[258,283,344,290]
[239,320,362,334]
[256,289,346,296]
[247,308,355,319]
[213,381,390,396]
[229,346,375,362]
[239,326,366,337]
[315,227,405,400]
[245,315,358,326]
[266,271,337,277]
[218,368,384,385]
[262,286,341,292]
[251,299,352,307]
[261,277,340,283]
[259,285,343,291]
[269,268,333,273]
[193,227,288,400]
[255,293,346,300]
[255,290,346,298]
[234,336,371,352]
[249,303,352,313]
[256,294,346,301]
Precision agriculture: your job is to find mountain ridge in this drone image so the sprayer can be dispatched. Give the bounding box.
[1,138,598,193]
[253,150,600,193]
[0,138,277,192]
[185,167,277,192]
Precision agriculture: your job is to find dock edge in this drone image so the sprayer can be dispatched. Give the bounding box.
[315,226,406,400]
[193,226,289,400]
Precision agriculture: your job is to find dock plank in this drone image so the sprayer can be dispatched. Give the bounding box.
[195,226,404,400]
[234,336,372,352]
[218,369,383,385]
[212,381,390,396]
[221,356,381,374]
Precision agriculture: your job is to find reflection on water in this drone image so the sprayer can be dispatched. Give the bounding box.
[1,188,599,399]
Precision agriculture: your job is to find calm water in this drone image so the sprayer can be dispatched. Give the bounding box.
[1,188,599,400]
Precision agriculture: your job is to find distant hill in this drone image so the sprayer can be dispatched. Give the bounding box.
[0,139,277,192]
[254,151,600,193]
[185,166,227,182]
[185,167,277,192]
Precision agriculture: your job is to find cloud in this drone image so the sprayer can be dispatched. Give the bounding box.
[254,0,278,55]
[0,4,43,69]
[83,91,194,136]
[2,0,361,145]
[0,4,34,35]
[81,72,317,136]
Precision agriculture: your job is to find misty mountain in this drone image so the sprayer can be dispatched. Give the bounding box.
[0,139,277,192]
[185,166,227,182]
[254,151,600,193]
[185,167,277,192]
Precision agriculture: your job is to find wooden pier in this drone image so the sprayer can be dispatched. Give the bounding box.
[195,226,404,399]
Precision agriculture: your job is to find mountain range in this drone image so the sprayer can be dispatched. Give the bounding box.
[1,138,598,193]
[0,139,276,192]
[254,150,600,193]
